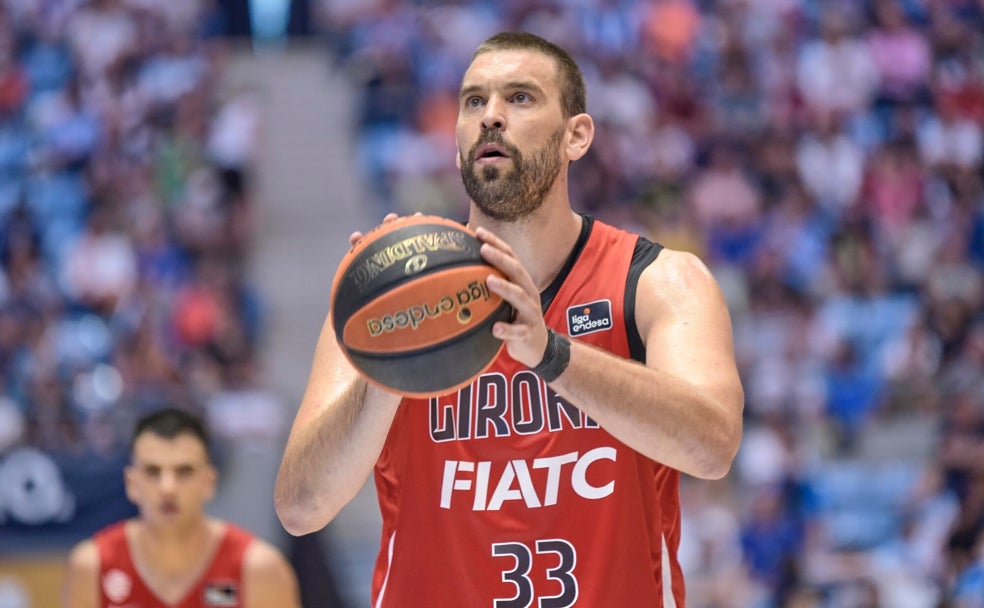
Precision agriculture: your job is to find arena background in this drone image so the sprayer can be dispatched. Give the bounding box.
[1,0,983,607]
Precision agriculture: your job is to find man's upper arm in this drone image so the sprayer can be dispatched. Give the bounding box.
[243,540,300,608]
[62,540,99,608]
[637,249,744,414]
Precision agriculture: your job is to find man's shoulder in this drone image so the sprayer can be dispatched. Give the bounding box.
[66,537,100,574]
[63,539,101,608]
[71,519,128,560]
[634,247,724,333]
[240,536,300,607]
[640,247,712,291]
[241,536,287,572]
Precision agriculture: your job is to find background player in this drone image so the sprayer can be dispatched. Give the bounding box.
[62,407,300,608]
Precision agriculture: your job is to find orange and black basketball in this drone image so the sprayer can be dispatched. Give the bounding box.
[330,215,512,396]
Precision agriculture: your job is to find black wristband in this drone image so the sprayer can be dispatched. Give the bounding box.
[531,329,571,383]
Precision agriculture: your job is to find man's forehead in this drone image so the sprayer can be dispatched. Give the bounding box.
[462,48,559,89]
[132,432,208,464]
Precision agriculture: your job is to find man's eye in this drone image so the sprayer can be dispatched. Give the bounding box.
[513,93,530,103]
[466,97,484,108]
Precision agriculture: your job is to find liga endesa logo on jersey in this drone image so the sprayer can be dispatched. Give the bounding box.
[566,300,613,337]
[203,581,240,606]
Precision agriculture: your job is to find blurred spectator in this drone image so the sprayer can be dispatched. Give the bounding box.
[951,531,984,608]
[207,87,262,209]
[679,477,769,608]
[868,0,933,108]
[918,96,984,172]
[795,110,865,216]
[691,141,760,224]
[64,0,138,81]
[740,485,804,596]
[860,137,925,232]
[823,338,884,451]
[0,32,27,117]
[948,471,984,603]
[641,0,700,65]
[59,205,137,316]
[797,7,879,117]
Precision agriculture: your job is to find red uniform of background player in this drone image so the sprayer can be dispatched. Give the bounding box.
[62,408,299,608]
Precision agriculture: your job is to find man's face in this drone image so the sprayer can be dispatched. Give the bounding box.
[456,49,568,221]
[125,432,216,528]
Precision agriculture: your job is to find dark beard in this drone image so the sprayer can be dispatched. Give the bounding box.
[460,129,564,222]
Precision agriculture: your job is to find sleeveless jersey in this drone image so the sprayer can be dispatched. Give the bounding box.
[371,217,684,607]
[93,520,253,608]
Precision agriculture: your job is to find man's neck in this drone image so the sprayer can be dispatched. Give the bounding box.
[132,517,217,568]
[127,517,224,604]
[469,200,583,292]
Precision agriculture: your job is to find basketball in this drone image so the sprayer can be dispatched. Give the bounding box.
[330,215,513,396]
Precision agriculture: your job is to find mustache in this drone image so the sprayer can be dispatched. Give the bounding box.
[469,131,518,160]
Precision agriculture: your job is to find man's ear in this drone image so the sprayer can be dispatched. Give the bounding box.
[455,146,462,170]
[566,113,594,162]
[203,464,218,502]
[123,465,136,503]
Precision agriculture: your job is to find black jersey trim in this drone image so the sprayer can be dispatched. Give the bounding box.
[626,236,663,363]
[540,215,593,313]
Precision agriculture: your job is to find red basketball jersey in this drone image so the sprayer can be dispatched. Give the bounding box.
[93,520,253,608]
[371,217,684,607]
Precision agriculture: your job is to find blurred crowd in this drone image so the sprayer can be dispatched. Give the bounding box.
[0,0,268,498]
[315,0,984,606]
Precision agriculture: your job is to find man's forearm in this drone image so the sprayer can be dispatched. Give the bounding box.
[275,378,400,535]
[550,340,742,479]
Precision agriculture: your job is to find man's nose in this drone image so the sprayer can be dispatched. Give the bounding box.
[159,471,177,492]
[481,97,506,131]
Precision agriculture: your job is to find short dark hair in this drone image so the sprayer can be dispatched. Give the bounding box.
[131,407,210,459]
[473,32,586,118]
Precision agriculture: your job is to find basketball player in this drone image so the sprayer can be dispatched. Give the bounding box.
[275,31,744,606]
[62,408,300,608]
